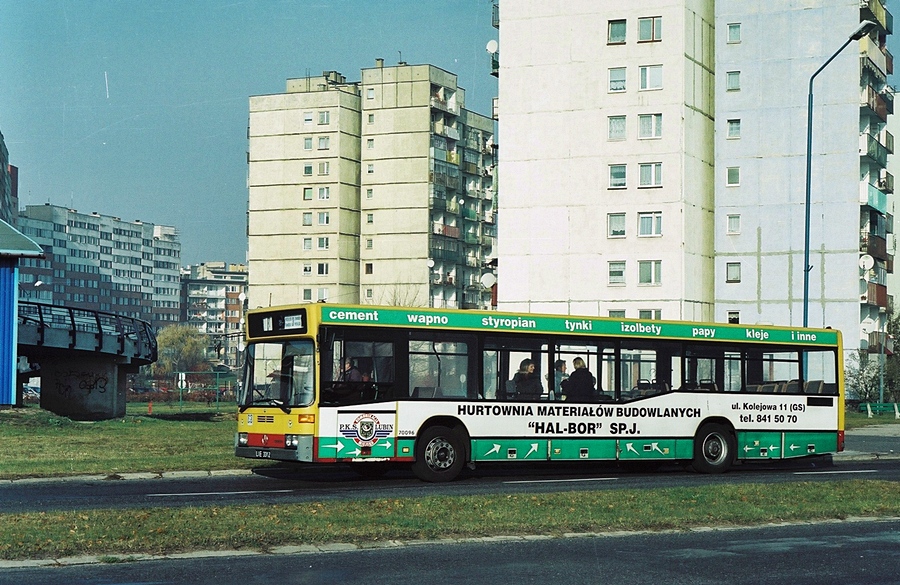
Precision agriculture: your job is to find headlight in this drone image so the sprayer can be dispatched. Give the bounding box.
[238,433,248,446]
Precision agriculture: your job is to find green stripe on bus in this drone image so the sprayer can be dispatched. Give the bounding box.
[318,306,838,345]
[736,431,837,459]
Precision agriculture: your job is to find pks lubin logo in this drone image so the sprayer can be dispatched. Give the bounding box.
[339,413,393,447]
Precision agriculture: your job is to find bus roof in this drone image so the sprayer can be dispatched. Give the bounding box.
[246,304,842,347]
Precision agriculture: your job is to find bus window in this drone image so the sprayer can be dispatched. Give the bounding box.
[322,338,395,405]
[620,341,679,400]
[240,340,314,408]
[484,339,549,401]
[409,339,470,399]
[804,350,837,395]
[555,342,613,402]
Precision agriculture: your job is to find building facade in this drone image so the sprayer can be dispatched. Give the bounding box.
[16,204,182,329]
[248,62,497,310]
[496,0,893,357]
[181,261,248,367]
[0,130,16,225]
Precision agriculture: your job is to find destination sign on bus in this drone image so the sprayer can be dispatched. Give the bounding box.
[318,307,838,346]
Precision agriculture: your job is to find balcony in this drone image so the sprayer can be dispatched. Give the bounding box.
[861,0,889,32]
[861,85,889,121]
[880,129,895,153]
[860,132,889,166]
[860,230,889,259]
[878,169,894,193]
[860,36,888,76]
[464,232,480,245]
[492,1,499,28]
[491,52,499,78]
[861,281,889,308]
[432,222,461,239]
[867,330,894,355]
[430,97,459,115]
[433,122,461,141]
[861,182,889,214]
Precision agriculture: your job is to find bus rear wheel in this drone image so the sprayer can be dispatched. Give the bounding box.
[412,425,465,482]
[692,423,735,474]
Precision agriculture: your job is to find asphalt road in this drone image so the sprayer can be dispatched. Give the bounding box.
[3,519,899,585]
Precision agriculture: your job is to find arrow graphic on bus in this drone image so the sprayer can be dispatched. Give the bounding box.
[322,442,344,452]
[768,445,779,452]
[349,448,361,457]
[526,443,539,457]
[626,443,639,455]
[485,444,501,456]
[379,440,392,450]
[650,442,664,454]
[789,444,800,451]
[743,445,754,453]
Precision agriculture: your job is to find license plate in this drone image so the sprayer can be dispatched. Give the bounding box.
[254,450,271,459]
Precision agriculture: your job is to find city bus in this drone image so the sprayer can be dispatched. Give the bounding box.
[235,303,844,482]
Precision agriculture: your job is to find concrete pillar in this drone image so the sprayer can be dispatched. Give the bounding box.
[39,356,127,420]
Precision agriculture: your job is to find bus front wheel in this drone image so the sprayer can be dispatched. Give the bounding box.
[412,425,465,482]
[692,423,735,474]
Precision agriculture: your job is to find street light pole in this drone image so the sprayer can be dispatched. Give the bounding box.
[803,20,877,327]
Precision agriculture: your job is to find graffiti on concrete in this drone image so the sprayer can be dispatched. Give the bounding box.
[55,370,109,398]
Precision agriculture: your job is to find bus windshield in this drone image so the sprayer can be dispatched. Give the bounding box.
[239,340,314,408]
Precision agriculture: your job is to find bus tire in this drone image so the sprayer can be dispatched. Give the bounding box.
[412,425,465,482]
[692,423,735,474]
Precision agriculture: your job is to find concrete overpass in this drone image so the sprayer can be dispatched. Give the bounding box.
[16,301,157,420]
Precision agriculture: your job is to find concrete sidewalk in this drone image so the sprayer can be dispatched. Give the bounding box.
[836,423,900,461]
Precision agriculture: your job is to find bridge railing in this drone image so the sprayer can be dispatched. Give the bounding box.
[18,301,157,363]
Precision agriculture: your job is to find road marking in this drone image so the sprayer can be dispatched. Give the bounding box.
[793,469,878,476]
[504,477,618,485]
[147,489,295,497]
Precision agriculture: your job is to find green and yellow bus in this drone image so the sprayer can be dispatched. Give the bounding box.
[235,304,844,482]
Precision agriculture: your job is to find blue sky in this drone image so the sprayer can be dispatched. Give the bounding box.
[0,0,498,265]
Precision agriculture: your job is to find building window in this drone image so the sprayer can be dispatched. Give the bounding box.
[608,213,626,237]
[317,287,328,301]
[365,263,373,275]
[318,212,330,225]
[304,137,313,150]
[367,87,375,99]
[638,16,662,42]
[365,238,373,249]
[609,164,627,188]
[303,187,313,200]
[608,19,626,44]
[608,261,626,284]
[726,71,741,91]
[726,167,740,186]
[727,119,741,139]
[639,309,662,320]
[366,213,374,224]
[318,111,330,125]
[366,188,374,199]
[638,260,662,285]
[318,162,330,175]
[367,138,374,149]
[608,115,626,140]
[727,23,741,43]
[638,211,662,236]
[609,67,626,92]
[365,288,374,299]
[303,263,312,275]
[303,112,313,125]
[727,214,741,234]
[368,113,375,124]
[317,237,329,250]
[302,212,313,226]
[367,164,374,174]
[726,262,742,283]
[639,162,662,188]
[638,113,662,139]
[303,237,312,251]
[317,262,329,276]
[318,187,330,200]
[303,164,313,176]
[639,65,662,90]
[727,311,740,324]
[318,136,330,150]
[608,310,627,318]
[303,288,312,301]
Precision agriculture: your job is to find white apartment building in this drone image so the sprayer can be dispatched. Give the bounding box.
[248,62,497,310]
[496,0,893,357]
[181,262,248,367]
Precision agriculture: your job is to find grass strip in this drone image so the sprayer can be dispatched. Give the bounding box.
[1,480,898,560]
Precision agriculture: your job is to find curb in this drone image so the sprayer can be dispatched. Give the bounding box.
[0,469,255,485]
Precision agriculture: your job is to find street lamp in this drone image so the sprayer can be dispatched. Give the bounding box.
[803,20,878,327]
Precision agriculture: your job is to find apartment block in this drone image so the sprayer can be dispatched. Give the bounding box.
[496,0,893,357]
[16,204,182,329]
[181,262,248,367]
[248,62,497,310]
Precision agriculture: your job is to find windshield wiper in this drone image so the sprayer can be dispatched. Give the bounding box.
[240,397,291,414]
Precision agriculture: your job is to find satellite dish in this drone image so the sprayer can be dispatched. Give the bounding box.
[480,273,497,289]
[859,255,875,270]
[486,40,499,54]
[427,259,435,268]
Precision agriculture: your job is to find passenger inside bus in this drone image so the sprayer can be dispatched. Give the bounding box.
[512,358,544,400]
